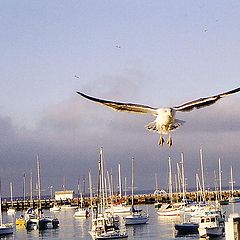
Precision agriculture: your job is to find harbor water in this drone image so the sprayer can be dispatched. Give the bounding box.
[2,203,239,239]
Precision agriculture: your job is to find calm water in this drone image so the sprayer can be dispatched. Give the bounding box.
[2,203,240,240]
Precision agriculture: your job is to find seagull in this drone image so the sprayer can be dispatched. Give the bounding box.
[74,75,80,79]
[76,87,240,146]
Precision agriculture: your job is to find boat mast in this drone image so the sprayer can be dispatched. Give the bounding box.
[131,157,134,206]
[88,169,93,207]
[37,155,41,210]
[181,152,186,202]
[168,156,173,203]
[230,165,234,197]
[200,148,206,202]
[23,173,26,201]
[0,178,2,226]
[218,158,222,200]
[100,147,105,210]
[118,164,122,199]
[30,171,33,202]
[176,163,182,194]
[124,177,127,198]
[10,182,13,207]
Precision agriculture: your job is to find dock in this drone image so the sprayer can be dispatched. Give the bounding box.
[1,189,239,211]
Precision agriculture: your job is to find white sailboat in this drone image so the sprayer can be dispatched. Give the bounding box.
[74,193,89,217]
[105,164,131,215]
[7,182,16,215]
[157,157,182,217]
[49,204,61,212]
[218,158,229,205]
[229,165,240,203]
[89,147,128,239]
[25,156,59,230]
[0,179,13,236]
[124,158,149,225]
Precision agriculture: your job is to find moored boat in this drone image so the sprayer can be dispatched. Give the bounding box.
[0,179,13,236]
[198,214,225,238]
[175,222,199,235]
[157,203,182,216]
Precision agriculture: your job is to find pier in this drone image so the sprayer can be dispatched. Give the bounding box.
[1,189,239,211]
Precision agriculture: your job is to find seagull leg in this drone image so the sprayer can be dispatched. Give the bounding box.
[167,134,173,147]
[158,134,164,146]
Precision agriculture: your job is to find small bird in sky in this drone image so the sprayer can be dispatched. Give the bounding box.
[76,87,240,147]
[74,75,80,79]
[115,45,121,49]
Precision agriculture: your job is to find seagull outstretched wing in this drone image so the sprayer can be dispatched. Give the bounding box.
[174,87,240,112]
[76,92,158,115]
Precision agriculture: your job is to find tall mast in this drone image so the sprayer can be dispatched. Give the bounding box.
[23,173,26,201]
[131,157,134,206]
[181,152,185,201]
[0,178,2,225]
[124,177,127,198]
[37,155,41,209]
[88,169,93,207]
[230,165,234,197]
[200,148,206,202]
[30,171,33,201]
[218,158,222,200]
[100,147,105,208]
[118,164,122,198]
[10,182,13,207]
[168,156,173,203]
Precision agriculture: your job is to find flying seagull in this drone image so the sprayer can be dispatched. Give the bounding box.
[76,87,240,146]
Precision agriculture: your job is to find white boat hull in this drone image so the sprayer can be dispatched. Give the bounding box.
[229,197,240,203]
[105,205,131,214]
[74,209,88,217]
[125,215,148,225]
[157,209,181,216]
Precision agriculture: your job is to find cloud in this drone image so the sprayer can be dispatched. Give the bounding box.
[0,86,239,197]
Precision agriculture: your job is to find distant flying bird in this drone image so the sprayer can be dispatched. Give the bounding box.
[74,75,80,79]
[115,45,121,49]
[76,87,240,146]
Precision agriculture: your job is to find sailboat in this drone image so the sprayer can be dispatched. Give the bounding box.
[89,147,128,239]
[7,182,16,215]
[157,157,182,217]
[25,156,59,230]
[229,165,240,203]
[124,158,149,225]
[105,164,131,215]
[74,193,89,217]
[218,158,229,205]
[0,178,13,236]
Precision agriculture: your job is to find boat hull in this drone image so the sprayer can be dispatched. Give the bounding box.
[125,216,148,225]
[175,223,199,235]
[199,226,224,238]
[0,225,14,235]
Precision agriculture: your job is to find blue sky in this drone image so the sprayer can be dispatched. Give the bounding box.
[0,1,240,197]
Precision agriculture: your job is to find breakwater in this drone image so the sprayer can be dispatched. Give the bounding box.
[2,189,239,211]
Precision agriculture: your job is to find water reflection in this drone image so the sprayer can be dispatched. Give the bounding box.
[1,204,240,239]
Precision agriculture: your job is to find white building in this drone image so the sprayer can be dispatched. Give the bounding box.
[55,190,74,200]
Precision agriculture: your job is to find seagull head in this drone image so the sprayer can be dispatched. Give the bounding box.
[157,108,175,117]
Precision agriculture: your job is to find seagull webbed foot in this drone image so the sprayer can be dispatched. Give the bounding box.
[158,135,164,146]
[167,136,173,147]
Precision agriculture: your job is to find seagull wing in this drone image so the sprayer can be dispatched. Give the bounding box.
[174,87,240,112]
[76,92,158,115]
